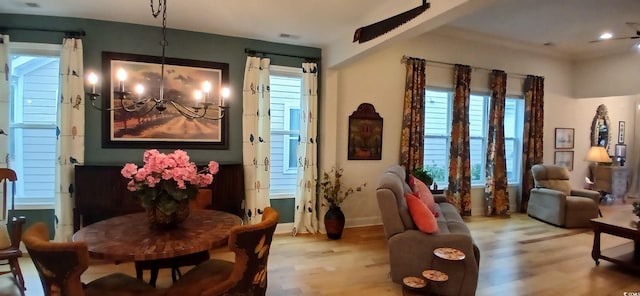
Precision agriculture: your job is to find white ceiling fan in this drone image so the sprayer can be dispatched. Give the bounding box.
[589,22,640,43]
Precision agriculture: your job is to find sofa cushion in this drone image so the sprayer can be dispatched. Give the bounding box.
[410,176,436,214]
[378,172,415,230]
[438,203,465,224]
[405,193,438,234]
[531,164,572,196]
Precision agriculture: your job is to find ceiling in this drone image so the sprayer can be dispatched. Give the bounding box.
[2,0,639,61]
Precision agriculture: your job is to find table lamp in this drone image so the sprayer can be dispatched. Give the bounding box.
[585,146,612,165]
[585,146,611,194]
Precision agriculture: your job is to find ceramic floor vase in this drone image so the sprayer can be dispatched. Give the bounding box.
[324,206,345,239]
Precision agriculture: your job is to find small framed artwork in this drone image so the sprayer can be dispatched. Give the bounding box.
[618,121,625,144]
[554,128,575,149]
[554,151,574,171]
[348,103,383,160]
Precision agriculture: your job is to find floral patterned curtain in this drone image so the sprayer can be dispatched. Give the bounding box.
[0,35,9,172]
[293,62,318,235]
[400,57,426,179]
[242,56,272,224]
[57,38,85,241]
[446,64,472,216]
[484,70,509,217]
[519,75,544,213]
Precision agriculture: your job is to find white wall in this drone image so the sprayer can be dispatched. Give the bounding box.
[569,96,638,189]
[573,51,640,98]
[320,30,638,226]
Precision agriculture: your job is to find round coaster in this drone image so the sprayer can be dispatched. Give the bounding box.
[434,247,466,260]
[422,269,449,282]
[402,276,426,289]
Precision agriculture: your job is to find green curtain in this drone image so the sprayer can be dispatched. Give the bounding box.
[400,57,426,179]
[519,75,544,213]
[484,70,509,217]
[446,64,472,216]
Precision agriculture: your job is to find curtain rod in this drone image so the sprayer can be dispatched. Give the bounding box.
[0,27,86,38]
[244,48,320,62]
[401,55,540,79]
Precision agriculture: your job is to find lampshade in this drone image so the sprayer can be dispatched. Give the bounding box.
[585,146,612,163]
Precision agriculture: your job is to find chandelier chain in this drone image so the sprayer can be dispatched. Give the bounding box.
[86,0,228,120]
[150,0,163,18]
[150,0,169,104]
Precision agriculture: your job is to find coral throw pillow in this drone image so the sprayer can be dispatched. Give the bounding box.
[405,193,439,234]
[410,176,436,214]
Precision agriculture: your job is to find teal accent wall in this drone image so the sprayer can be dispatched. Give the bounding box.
[269,198,295,224]
[0,14,321,166]
[8,209,56,240]
[1,14,316,224]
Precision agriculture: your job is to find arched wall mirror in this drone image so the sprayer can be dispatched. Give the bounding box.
[590,104,611,151]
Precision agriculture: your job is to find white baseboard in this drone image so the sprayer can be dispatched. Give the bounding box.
[275,222,294,234]
[277,210,491,235]
[345,216,382,228]
[275,216,384,235]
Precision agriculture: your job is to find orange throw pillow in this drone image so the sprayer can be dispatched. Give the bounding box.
[405,193,439,234]
[410,176,436,214]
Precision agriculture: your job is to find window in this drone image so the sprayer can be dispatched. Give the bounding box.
[8,43,61,206]
[269,66,303,196]
[423,89,524,187]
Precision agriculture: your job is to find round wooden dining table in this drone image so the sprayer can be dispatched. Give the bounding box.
[72,209,242,262]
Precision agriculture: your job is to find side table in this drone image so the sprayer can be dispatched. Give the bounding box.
[432,247,466,296]
[401,271,448,296]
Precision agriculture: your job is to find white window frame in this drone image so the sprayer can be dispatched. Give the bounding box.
[269,65,303,198]
[8,42,61,208]
[282,104,300,174]
[423,88,524,187]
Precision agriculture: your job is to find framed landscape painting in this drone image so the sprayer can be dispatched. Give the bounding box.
[101,51,230,149]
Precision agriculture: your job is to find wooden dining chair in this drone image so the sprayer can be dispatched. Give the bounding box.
[0,168,26,293]
[23,222,165,296]
[167,207,279,296]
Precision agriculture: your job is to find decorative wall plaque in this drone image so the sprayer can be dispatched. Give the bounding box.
[348,103,383,160]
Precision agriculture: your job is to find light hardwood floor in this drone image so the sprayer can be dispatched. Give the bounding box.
[1,200,639,296]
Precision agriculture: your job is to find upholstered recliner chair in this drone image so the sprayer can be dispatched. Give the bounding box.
[528,164,601,228]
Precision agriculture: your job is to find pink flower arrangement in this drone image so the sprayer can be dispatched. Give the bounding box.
[121,149,219,214]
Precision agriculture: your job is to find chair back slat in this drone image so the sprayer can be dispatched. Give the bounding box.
[0,168,17,221]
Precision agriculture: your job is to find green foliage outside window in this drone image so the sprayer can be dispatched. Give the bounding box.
[423,164,446,184]
[423,163,484,184]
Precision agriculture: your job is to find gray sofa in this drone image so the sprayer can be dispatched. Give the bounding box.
[376,165,479,296]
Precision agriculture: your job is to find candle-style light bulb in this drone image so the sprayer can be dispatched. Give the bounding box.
[116,68,127,92]
[87,72,98,93]
[221,87,230,107]
[194,90,203,105]
[135,84,144,101]
[202,81,212,94]
[202,81,211,103]
[135,84,144,95]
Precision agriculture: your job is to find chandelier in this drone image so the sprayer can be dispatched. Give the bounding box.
[85,0,229,120]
